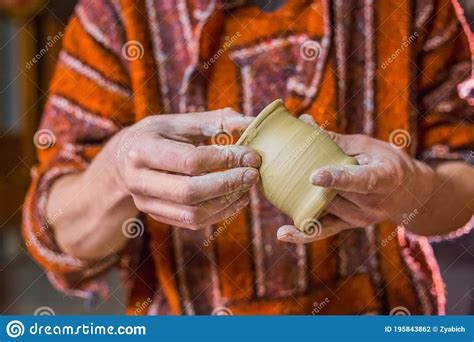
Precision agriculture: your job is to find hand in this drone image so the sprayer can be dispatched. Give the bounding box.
[111,108,261,229]
[277,115,436,243]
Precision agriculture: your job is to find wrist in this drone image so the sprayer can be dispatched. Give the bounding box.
[398,160,437,232]
[87,128,133,200]
[414,160,437,208]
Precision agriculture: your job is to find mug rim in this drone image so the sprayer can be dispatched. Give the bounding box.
[236,99,284,146]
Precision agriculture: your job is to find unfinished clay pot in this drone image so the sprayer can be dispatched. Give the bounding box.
[237,99,358,232]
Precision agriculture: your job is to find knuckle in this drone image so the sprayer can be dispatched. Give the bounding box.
[125,148,140,166]
[327,131,339,143]
[226,190,244,204]
[224,175,234,194]
[217,209,232,222]
[354,134,368,142]
[220,107,235,118]
[180,207,200,225]
[195,200,212,218]
[124,176,141,194]
[222,172,239,194]
[223,147,235,169]
[176,180,197,205]
[190,223,207,230]
[183,151,202,175]
[335,170,349,188]
[131,195,147,212]
[366,172,379,193]
[354,217,371,227]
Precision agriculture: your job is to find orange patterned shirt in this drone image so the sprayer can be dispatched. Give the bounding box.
[23,0,473,315]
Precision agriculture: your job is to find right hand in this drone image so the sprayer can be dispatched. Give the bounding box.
[110,108,261,229]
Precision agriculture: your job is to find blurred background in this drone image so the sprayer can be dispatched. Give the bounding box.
[0,0,473,315]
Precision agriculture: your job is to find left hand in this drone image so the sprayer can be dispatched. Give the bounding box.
[277,115,436,243]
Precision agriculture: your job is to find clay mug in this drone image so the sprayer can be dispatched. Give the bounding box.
[236,99,358,234]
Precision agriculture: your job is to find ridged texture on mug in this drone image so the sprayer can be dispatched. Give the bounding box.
[237,99,358,231]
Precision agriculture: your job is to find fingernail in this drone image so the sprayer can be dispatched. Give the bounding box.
[277,232,295,242]
[277,227,295,242]
[239,196,250,206]
[242,152,261,167]
[311,170,332,186]
[243,169,259,185]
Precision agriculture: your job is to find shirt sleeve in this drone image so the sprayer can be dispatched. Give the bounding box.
[416,0,474,164]
[22,0,137,299]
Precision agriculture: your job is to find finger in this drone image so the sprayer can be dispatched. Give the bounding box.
[197,194,250,227]
[129,137,261,174]
[310,164,390,194]
[298,113,317,127]
[158,108,254,143]
[128,167,259,205]
[148,193,250,230]
[277,214,353,243]
[338,191,380,208]
[326,132,373,155]
[326,195,378,227]
[134,190,248,227]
